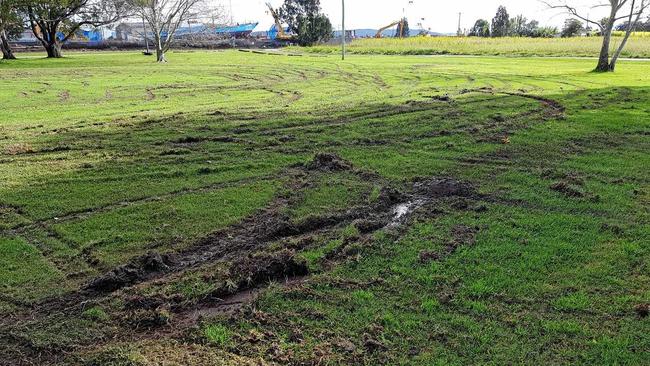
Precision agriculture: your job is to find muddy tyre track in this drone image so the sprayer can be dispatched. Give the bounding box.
[0,154,482,364]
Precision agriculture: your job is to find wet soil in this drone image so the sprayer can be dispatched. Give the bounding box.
[0,153,483,365]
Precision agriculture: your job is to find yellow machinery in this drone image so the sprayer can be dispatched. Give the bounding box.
[266,2,294,41]
[375,18,407,38]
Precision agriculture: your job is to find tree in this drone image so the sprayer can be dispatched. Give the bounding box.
[395,17,409,38]
[279,0,320,31]
[616,14,650,30]
[530,26,558,38]
[18,0,128,58]
[510,16,540,37]
[545,0,650,71]
[279,0,332,46]
[509,14,527,36]
[469,19,490,37]
[295,12,331,45]
[0,0,21,59]
[129,0,206,62]
[561,18,585,37]
[491,5,510,37]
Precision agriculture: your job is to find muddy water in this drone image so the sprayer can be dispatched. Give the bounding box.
[388,199,426,228]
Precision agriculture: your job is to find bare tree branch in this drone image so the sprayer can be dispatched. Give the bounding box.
[541,1,606,29]
[542,0,649,71]
[128,0,210,62]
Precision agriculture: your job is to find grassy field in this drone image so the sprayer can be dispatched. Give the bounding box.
[299,35,650,57]
[0,51,649,365]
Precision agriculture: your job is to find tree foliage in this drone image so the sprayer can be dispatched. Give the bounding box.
[509,15,541,36]
[17,0,128,58]
[279,0,332,46]
[0,0,22,38]
[294,12,331,45]
[471,7,559,38]
[0,0,22,59]
[561,18,585,37]
[278,0,319,33]
[469,19,490,37]
[616,15,650,30]
[491,5,510,37]
[530,26,559,38]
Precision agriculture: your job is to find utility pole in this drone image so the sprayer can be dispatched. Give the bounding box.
[142,15,150,55]
[457,12,462,36]
[342,0,346,60]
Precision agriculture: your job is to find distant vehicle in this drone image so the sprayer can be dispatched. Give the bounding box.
[175,23,259,39]
[375,19,407,38]
[265,2,295,41]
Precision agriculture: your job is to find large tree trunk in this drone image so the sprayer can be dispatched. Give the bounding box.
[0,30,16,60]
[156,48,166,62]
[595,24,614,72]
[40,29,63,58]
[44,41,63,58]
[594,3,622,72]
[154,34,166,62]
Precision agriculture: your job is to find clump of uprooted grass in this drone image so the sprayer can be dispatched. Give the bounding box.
[298,35,650,58]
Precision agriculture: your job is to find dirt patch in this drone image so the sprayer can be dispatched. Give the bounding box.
[418,250,441,263]
[550,181,585,198]
[175,136,205,144]
[58,90,70,102]
[86,252,174,293]
[227,250,308,292]
[414,177,475,198]
[634,303,649,318]
[353,218,389,234]
[307,153,352,172]
[115,250,309,336]
[4,143,34,155]
[213,136,238,143]
[430,94,451,102]
[449,225,478,247]
[600,223,624,236]
[419,225,480,264]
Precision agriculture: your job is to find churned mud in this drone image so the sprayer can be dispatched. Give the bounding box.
[0,152,485,364]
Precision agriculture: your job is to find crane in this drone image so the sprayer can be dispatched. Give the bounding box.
[265,2,294,41]
[375,19,406,38]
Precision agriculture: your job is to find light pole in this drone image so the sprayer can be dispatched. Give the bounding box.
[142,15,151,55]
[341,0,346,60]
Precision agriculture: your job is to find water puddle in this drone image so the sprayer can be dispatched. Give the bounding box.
[388,199,425,227]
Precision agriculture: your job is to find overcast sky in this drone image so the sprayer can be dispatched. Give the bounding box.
[221,0,611,33]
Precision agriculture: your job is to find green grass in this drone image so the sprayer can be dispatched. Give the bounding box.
[287,172,372,222]
[299,35,650,57]
[0,236,64,300]
[0,50,648,365]
[82,307,110,322]
[203,324,232,347]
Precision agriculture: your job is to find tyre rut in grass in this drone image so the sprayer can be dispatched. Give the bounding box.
[1,154,482,363]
